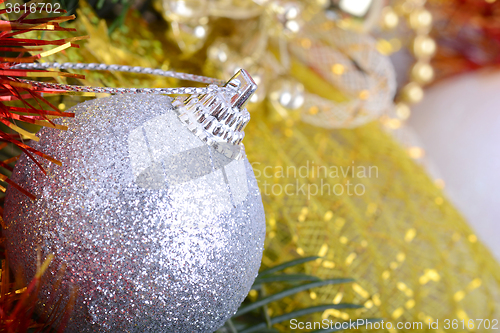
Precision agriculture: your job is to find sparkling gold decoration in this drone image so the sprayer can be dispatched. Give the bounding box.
[317,0,436,161]
[160,0,210,54]
[395,102,412,120]
[331,63,345,75]
[401,82,424,104]
[202,8,396,128]
[269,77,305,112]
[269,1,303,36]
[163,0,208,20]
[409,7,433,32]
[168,19,210,55]
[289,21,396,128]
[411,61,435,84]
[325,0,385,32]
[357,0,438,161]
[381,6,399,30]
[413,34,437,58]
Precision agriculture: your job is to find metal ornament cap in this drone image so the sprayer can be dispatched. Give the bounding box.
[173,69,257,160]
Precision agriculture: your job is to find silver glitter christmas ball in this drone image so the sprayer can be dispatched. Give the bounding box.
[4,92,265,332]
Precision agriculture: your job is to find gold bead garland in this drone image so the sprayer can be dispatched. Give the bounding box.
[379,0,436,127]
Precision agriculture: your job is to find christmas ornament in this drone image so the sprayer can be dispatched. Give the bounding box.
[4,65,266,332]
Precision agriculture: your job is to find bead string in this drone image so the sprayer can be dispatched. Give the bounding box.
[13,62,227,95]
[378,0,436,123]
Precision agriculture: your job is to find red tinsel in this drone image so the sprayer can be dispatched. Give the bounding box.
[0,3,83,331]
[429,0,500,81]
[0,0,85,201]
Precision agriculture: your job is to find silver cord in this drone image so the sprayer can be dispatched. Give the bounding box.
[11,62,258,160]
[12,62,227,95]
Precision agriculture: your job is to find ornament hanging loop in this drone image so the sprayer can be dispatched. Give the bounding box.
[224,69,258,110]
[12,62,258,159]
[174,69,258,160]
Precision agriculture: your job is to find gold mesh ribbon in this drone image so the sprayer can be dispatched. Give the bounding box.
[290,19,397,128]
[245,111,500,329]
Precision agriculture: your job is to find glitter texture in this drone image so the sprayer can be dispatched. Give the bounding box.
[4,94,266,332]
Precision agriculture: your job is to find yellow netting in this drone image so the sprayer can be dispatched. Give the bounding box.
[245,110,500,331]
